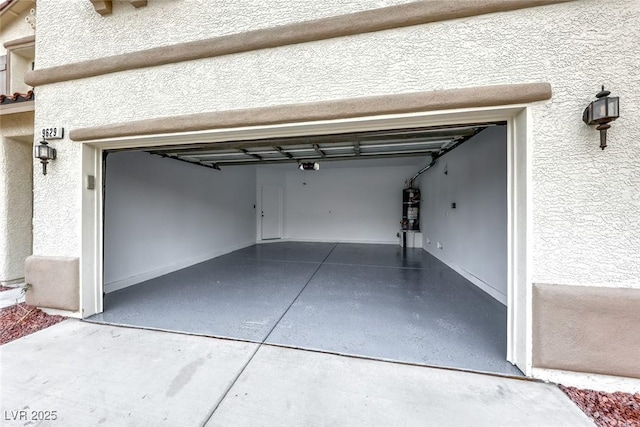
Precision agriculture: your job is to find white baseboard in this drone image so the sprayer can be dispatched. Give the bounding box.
[258,238,398,245]
[104,241,255,293]
[531,367,640,394]
[423,247,507,305]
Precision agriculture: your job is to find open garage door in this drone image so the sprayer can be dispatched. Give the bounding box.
[141,123,490,168]
[90,122,520,376]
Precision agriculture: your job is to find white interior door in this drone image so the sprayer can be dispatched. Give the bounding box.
[261,185,282,240]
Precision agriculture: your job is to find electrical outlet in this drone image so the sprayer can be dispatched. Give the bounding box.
[426,237,431,244]
[437,241,443,249]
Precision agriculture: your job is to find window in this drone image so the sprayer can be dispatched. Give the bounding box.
[6,45,35,95]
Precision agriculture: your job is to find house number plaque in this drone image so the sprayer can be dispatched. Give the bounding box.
[41,127,64,139]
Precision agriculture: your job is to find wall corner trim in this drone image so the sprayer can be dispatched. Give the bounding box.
[532,283,640,380]
[24,255,80,312]
[3,35,36,49]
[129,0,148,8]
[90,0,113,16]
[69,82,552,141]
[25,0,573,86]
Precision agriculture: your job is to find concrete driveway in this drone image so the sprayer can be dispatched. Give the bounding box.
[0,320,592,426]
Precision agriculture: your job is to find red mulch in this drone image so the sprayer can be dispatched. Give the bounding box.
[0,303,66,345]
[561,385,640,427]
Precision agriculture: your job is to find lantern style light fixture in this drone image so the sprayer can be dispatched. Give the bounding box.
[34,139,57,175]
[298,162,320,171]
[582,86,620,150]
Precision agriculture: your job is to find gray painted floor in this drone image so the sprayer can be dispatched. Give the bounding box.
[1,321,592,427]
[92,254,321,342]
[90,242,521,376]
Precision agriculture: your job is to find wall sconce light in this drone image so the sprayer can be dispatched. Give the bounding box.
[34,139,57,175]
[582,86,620,150]
[298,162,319,171]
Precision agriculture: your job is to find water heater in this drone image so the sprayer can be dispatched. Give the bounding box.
[402,188,420,231]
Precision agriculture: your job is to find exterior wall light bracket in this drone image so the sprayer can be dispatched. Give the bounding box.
[34,139,57,175]
[582,86,620,150]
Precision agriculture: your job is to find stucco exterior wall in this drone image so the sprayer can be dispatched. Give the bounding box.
[0,111,33,137]
[36,0,411,68]
[0,113,33,282]
[31,0,640,289]
[0,7,34,56]
[0,3,36,282]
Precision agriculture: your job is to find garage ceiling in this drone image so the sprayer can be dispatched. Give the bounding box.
[140,123,500,170]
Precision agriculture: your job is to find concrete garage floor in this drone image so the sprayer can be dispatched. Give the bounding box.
[89,242,522,377]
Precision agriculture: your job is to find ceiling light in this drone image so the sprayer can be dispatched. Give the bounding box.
[298,162,319,171]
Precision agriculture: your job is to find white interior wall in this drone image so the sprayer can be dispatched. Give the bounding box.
[419,125,507,304]
[257,161,419,244]
[104,151,256,292]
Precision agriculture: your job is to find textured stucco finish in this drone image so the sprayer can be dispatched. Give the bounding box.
[0,7,35,57]
[35,0,412,69]
[31,0,640,289]
[0,137,33,282]
[0,1,36,282]
[0,111,33,138]
[25,256,80,311]
[25,0,572,86]
[70,82,551,140]
[0,109,34,282]
[533,283,640,379]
